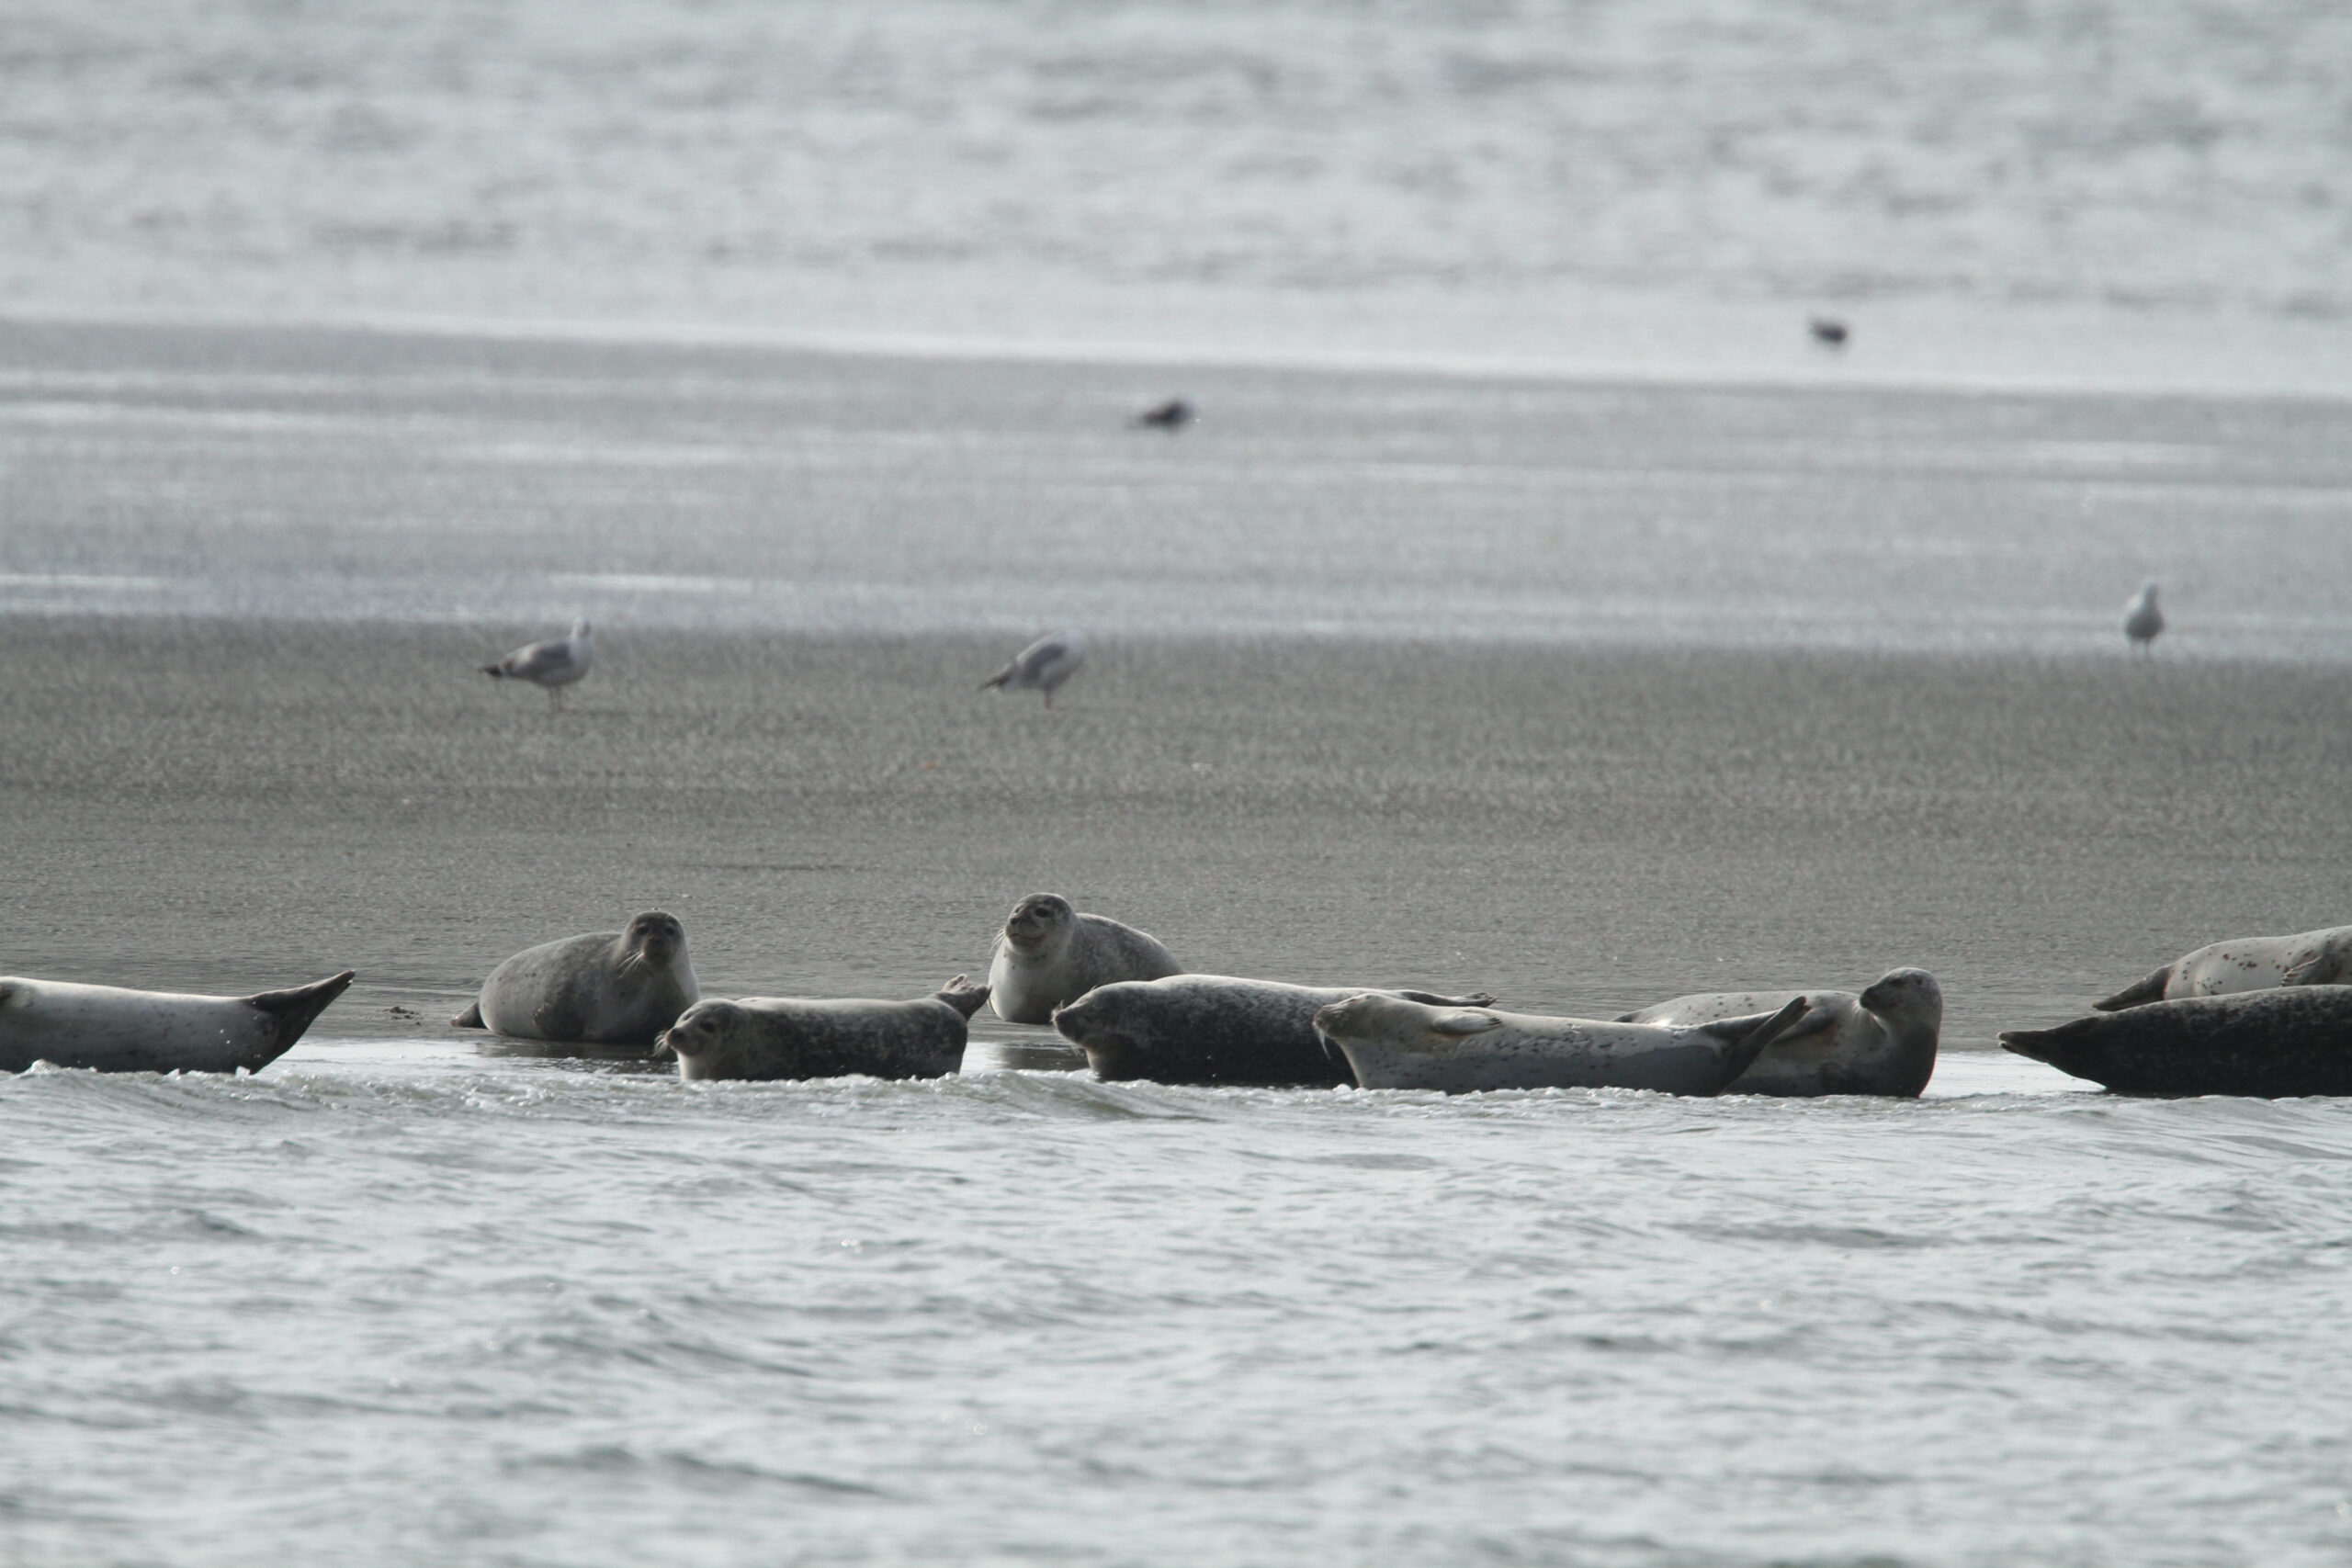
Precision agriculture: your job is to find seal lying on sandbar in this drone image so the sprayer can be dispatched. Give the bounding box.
[1615,968,1941,1097]
[988,893,1182,1024]
[2092,925,2352,1010]
[658,976,989,1082]
[452,911,697,1046]
[1314,993,1811,1095]
[1050,975,1498,1088]
[2003,987,2352,1097]
[0,970,355,1075]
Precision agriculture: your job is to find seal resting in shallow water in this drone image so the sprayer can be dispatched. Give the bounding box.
[0,970,355,1075]
[1050,975,1498,1088]
[658,977,989,1082]
[2003,987,2352,1097]
[988,893,1182,1024]
[1313,992,1810,1096]
[1615,968,1941,1097]
[452,912,697,1046]
[2092,924,2352,1010]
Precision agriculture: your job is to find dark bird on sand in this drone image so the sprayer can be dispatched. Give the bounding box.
[1134,399,1193,430]
[1809,316,1849,346]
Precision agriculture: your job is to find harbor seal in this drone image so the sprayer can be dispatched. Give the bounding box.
[1314,992,1811,1096]
[658,976,989,1082]
[981,630,1086,709]
[987,893,1182,1024]
[452,911,697,1046]
[1049,975,1498,1088]
[1615,968,1942,1097]
[2093,925,2352,1010]
[483,618,592,711]
[2002,987,2352,1097]
[0,970,355,1075]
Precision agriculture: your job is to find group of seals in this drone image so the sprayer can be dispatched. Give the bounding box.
[0,970,355,1075]
[1050,976,1499,1088]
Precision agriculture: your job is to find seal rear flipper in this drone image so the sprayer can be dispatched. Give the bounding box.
[1696,997,1811,1087]
[1999,1017,2109,1083]
[2092,965,2171,1011]
[243,970,357,1054]
[451,1000,485,1029]
[933,975,990,1020]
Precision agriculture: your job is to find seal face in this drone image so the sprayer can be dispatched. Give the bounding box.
[1313,992,1811,1097]
[2093,925,2352,1011]
[987,893,1182,1025]
[1616,967,1942,1097]
[0,970,356,1075]
[2003,987,2352,1096]
[455,911,698,1047]
[657,977,987,1082]
[1048,975,1498,1088]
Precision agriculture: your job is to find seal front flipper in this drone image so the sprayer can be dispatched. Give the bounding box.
[1693,997,1811,1089]
[933,975,990,1021]
[2092,964,2173,1011]
[1395,990,1495,1008]
[242,970,357,1058]
[451,1000,485,1028]
[2280,948,2350,987]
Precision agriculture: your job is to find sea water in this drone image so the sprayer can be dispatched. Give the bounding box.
[6,1042,2351,1568]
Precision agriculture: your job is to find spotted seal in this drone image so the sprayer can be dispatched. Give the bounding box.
[987,893,1182,1025]
[1614,967,1941,1096]
[452,911,697,1046]
[2003,987,2352,1096]
[658,976,989,1082]
[1313,992,1811,1096]
[0,970,355,1075]
[1049,975,1498,1088]
[2093,925,2352,1011]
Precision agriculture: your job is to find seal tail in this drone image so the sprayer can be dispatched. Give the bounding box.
[243,970,357,1053]
[933,975,990,1021]
[2092,965,2171,1011]
[451,1000,485,1029]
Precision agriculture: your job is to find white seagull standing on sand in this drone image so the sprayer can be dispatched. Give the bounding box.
[2123,581,2164,656]
[982,630,1087,709]
[482,618,593,711]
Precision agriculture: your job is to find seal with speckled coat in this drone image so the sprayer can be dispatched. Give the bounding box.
[452,912,698,1045]
[2003,987,2352,1096]
[2092,924,2352,1011]
[658,976,989,1081]
[1615,967,1941,1097]
[1314,992,1811,1096]
[1050,975,1498,1088]
[988,893,1182,1024]
[0,970,355,1075]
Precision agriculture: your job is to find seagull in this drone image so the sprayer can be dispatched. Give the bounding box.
[1133,399,1193,431]
[482,618,593,711]
[982,630,1086,710]
[1809,316,1849,346]
[2123,581,2164,656]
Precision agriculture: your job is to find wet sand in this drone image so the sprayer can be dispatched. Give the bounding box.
[6,615,2347,1058]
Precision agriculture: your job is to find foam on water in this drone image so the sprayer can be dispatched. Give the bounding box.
[6,1043,2351,1566]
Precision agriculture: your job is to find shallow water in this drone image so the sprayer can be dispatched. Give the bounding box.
[6,1041,2349,1567]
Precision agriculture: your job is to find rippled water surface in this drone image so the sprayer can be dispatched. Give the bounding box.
[6,1043,2349,1567]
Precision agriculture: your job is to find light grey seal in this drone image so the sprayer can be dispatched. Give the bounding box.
[2003,987,2352,1097]
[981,630,1085,709]
[1314,992,1812,1097]
[2093,924,2352,1010]
[452,911,697,1046]
[1049,975,1498,1088]
[1615,968,1942,1097]
[483,618,592,711]
[0,970,355,1075]
[658,976,989,1082]
[988,893,1182,1024]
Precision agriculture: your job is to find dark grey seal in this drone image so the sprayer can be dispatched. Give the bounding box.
[452,911,698,1047]
[1616,968,1941,1097]
[988,892,1182,1024]
[657,976,989,1082]
[1049,975,1498,1088]
[0,970,355,1075]
[1314,992,1810,1096]
[2003,987,2352,1097]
